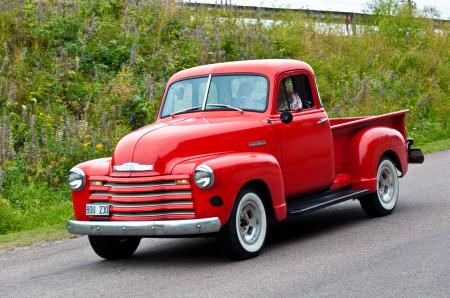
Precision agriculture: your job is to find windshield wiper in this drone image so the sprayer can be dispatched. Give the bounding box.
[206,104,243,112]
[170,106,202,117]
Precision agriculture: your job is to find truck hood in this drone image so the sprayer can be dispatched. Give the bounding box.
[111,114,268,176]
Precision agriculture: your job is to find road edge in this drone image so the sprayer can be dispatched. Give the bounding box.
[0,225,79,251]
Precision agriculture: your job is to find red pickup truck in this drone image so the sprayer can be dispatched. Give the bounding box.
[67,60,423,260]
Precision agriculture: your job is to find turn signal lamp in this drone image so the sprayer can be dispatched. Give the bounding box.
[90,181,103,186]
[176,179,190,185]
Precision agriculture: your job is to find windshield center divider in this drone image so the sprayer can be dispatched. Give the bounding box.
[202,74,212,111]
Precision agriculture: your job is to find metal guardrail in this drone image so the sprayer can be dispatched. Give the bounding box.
[181,1,450,24]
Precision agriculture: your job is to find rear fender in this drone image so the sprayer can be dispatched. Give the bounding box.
[345,127,407,191]
[171,152,287,225]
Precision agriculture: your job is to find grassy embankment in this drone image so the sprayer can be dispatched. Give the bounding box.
[0,0,448,246]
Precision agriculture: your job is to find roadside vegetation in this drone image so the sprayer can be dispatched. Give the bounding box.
[0,0,448,238]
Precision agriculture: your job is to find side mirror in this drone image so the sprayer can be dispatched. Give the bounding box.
[280,111,293,124]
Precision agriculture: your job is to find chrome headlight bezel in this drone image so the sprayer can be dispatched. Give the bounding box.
[193,165,214,189]
[68,167,86,191]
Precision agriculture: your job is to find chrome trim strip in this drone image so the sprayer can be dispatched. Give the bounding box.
[201,74,212,110]
[113,162,154,172]
[248,140,267,147]
[91,190,191,198]
[109,201,193,208]
[113,211,195,217]
[67,217,222,236]
[103,181,176,188]
[317,117,328,124]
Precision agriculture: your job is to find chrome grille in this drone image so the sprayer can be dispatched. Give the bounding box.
[88,176,194,221]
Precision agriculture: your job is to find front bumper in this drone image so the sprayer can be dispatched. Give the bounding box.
[67,217,221,236]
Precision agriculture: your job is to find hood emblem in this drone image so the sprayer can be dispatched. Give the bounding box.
[113,162,154,172]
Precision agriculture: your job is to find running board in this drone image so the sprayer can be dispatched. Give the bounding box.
[287,189,371,216]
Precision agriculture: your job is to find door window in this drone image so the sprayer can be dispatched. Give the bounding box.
[277,74,315,112]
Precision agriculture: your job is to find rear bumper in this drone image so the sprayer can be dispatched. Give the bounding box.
[67,217,221,236]
[407,139,424,164]
[408,148,424,164]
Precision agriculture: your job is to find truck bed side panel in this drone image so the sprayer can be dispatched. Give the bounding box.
[331,110,408,174]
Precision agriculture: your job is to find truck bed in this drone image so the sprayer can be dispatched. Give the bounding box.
[330,110,408,175]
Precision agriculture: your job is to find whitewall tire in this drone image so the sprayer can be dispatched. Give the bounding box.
[217,188,267,260]
[360,157,400,217]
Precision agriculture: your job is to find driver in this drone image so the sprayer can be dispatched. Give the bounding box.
[286,83,302,111]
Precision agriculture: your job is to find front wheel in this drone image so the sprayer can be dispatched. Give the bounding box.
[360,157,399,217]
[88,236,141,260]
[217,188,267,260]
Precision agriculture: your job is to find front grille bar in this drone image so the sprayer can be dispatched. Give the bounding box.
[113,211,195,217]
[110,201,192,208]
[91,190,191,198]
[103,181,177,188]
[93,201,193,208]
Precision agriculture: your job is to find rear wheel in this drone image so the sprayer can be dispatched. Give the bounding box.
[88,236,141,260]
[217,188,267,260]
[360,157,399,217]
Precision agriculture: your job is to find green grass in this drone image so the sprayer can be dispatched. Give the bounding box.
[420,138,450,154]
[0,224,77,250]
[0,177,73,235]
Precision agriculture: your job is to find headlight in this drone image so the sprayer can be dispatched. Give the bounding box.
[194,165,214,189]
[68,168,86,191]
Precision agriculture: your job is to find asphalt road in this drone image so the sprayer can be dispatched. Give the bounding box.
[1,150,449,298]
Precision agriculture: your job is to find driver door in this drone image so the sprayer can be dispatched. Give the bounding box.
[274,71,334,197]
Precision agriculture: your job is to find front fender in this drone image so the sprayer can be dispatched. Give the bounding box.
[346,127,407,191]
[171,152,286,225]
[71,157,112,221]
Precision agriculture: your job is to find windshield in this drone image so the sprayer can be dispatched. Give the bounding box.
[160,75,268,117]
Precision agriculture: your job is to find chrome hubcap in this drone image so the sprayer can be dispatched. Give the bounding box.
[238,201,261,245]
[378,166,394,203]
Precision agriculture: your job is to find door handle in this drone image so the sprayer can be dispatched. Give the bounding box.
[317,117,328,124]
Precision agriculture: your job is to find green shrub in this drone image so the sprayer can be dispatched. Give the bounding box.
[0,198,17,234]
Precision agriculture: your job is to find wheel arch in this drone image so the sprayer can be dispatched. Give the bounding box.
[240,179,275,220]
[346,126,408,191]
[381,150,403,175]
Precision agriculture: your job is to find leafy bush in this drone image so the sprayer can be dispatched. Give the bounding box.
[0,198,17,234]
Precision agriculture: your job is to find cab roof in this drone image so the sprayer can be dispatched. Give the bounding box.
[168,59,314,84]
